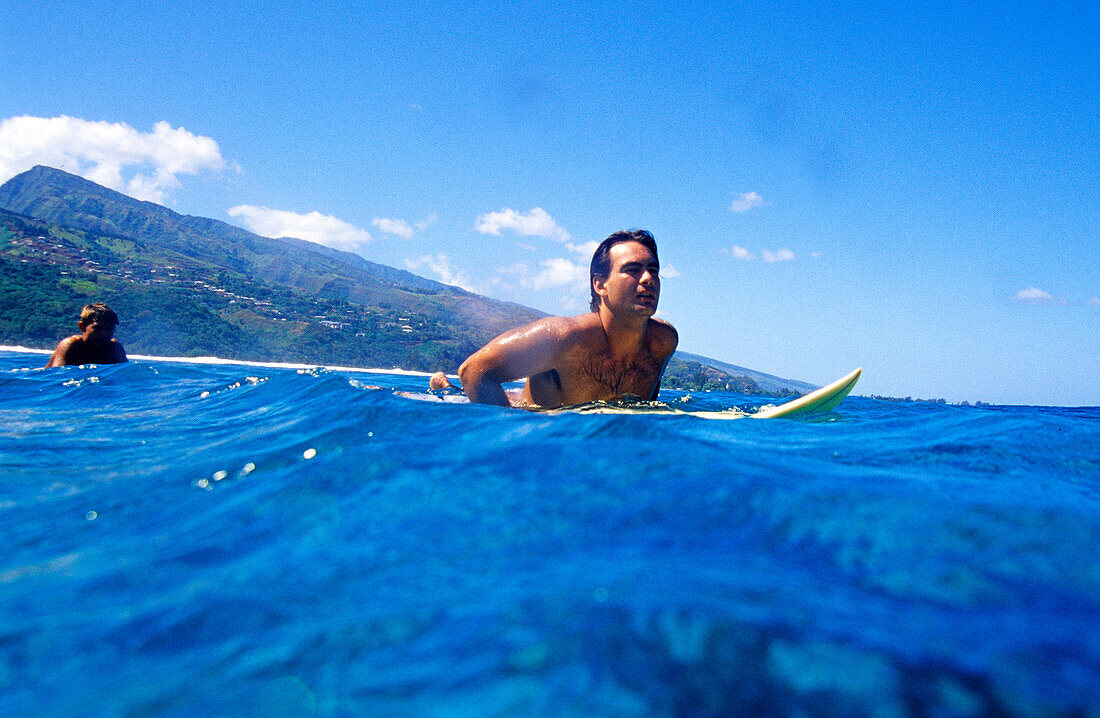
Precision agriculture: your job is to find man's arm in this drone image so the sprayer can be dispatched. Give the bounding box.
[110,340,128,363]
[647,320,679,400]
[44,337,79,368]
[458,318,569,406]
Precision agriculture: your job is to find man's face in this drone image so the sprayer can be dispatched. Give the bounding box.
[596,241,660,317]
[80,318,115,345]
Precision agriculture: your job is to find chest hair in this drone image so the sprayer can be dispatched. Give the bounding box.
[580,348,661,395]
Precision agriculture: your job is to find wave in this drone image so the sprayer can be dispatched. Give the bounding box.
[2,348,1099,715]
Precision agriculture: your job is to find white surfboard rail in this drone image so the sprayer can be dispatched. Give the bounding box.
[751,367,862,419]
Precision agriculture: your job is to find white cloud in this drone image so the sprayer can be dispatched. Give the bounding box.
[730,191,765,213]
[1014,287,1057,304]
[762,248,796,263]
[725,245,801,262]
[475,207,571,243]
[557,294,584,312]
[372,217,414,238]
[565,239,599,257]
[0,115,228,203]
[496,262,530,276]
[406,253,479,293]
[414,213,438,231]
[474,208,596,257]
[228,205,372,252]
[660,264,681,278]
[522,257,588,290]
[370,213,437,238]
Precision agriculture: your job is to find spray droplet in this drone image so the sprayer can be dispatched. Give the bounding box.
[303,448,317,460]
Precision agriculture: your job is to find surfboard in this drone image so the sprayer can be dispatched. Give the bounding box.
[750,367,862,419]
[394,367,862,420]
[394,390,470,404]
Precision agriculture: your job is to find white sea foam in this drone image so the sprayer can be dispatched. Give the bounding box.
[0,345,435,377]
[0,345,51,355]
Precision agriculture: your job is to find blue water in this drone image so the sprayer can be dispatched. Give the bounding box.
[1,350,1098,717]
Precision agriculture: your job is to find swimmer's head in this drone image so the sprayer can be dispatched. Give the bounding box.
[79,303,119,330]
[589,229,659,312]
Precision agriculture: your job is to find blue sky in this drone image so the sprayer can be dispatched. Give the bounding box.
[2,0,1096,405]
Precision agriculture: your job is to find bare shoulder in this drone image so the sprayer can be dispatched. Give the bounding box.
[555,312,605,337]
[647,318,679,355]
[504,313,601,343]
[45,335,81,367]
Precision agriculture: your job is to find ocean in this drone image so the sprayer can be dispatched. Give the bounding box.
[1,348,1098,717]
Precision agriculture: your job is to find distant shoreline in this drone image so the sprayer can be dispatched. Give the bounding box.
[0,345,439,378]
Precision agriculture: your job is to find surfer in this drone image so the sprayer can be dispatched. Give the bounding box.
[430,229,678,409]
[44,303,128,367]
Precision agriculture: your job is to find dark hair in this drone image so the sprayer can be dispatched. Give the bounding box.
[79,303,119,329]
[589,229,659,312]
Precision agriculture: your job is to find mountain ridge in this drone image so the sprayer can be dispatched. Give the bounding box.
[676,352,817,394]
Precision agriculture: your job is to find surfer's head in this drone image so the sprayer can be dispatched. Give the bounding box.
[78,303,119,336]
[589,229,660,313]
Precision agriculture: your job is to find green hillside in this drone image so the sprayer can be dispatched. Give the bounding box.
[0,167,544,369]
[0,206,505,369]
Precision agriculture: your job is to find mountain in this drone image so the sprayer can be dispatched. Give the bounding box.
[0,166,545,370]
[0,166,535,315]
[675,352,817,394]
[0,166,812,393]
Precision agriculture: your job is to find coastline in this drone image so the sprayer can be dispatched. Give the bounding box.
[0,345,438,378]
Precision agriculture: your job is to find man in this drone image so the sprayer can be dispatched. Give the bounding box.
[45,303,128,367]
[432,229,677,408]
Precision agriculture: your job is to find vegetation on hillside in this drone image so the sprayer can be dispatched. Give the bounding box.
[661,358,797,396]
[1,209,482,369]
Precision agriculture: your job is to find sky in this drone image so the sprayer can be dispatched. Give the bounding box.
[1,0,1097,405]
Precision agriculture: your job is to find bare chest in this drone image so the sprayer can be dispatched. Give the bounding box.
[561,347,663,402]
